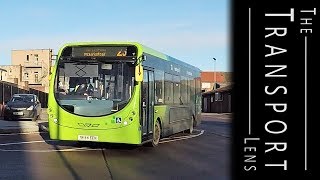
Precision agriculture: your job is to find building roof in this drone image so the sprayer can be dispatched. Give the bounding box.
[201,71,232,83]
[202,84,233,95]
[11,49,53,51]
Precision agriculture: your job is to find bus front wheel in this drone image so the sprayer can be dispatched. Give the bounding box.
[148,120,161,147]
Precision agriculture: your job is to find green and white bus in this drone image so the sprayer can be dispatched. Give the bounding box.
[48,42,202,146]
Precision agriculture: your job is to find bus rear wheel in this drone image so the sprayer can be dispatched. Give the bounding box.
[186,116,194,134]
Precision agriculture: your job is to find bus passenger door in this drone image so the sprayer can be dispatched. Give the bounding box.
[142,70,154,141]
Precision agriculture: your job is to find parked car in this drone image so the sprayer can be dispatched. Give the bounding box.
[3,94,41,121]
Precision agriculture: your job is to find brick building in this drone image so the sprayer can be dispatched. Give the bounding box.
[0,49,53,92]
[201,71,232,92]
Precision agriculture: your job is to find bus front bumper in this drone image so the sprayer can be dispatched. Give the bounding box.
[48,120,141,145]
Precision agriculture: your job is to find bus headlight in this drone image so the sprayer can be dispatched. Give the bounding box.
[27,105,34,110]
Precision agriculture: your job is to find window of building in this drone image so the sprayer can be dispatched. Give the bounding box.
[24,73,29,79]
[34,54,39,62]
[26,55,29,61]
[34,72,39,83]
[215,92,223,101]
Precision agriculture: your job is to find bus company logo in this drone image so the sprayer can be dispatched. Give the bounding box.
[78,123,100,128]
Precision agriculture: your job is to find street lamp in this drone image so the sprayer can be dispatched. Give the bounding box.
[213,58,216,90]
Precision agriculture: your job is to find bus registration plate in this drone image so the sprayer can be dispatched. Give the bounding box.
[78,135,99,141]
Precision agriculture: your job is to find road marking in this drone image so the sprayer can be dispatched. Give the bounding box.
[0,131,48,136]
[0,148,102,152]
[160,129,204,140]
[160,130,204,144]
[0,129,205,152]
[0,140,102,152]
[0,140,56,146]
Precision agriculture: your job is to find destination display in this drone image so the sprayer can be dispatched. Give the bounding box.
[71,46,137,57]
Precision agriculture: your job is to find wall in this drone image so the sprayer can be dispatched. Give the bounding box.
[201,71,232,92]
[0,81,48,117]
[202,91,232,113]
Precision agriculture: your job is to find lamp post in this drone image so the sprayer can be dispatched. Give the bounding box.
[213,58,216,90]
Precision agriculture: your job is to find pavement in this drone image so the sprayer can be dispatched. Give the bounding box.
[0,119,49,134]
[0,108,49,134]
[0,112,232,134]
[201,113,232,123]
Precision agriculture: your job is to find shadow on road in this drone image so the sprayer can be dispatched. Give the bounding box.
[200,120,231,138]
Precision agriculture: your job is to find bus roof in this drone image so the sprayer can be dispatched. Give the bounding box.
[59,42,201,72]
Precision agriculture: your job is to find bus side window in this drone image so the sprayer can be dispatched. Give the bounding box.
[173,75,180,104]
[155,70,164,104]
[181,76,188,104]
[164,73,173,104]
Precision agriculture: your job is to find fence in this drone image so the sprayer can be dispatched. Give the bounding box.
[0,81,48,116]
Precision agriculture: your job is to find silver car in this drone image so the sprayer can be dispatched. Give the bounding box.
[3,94,41,121]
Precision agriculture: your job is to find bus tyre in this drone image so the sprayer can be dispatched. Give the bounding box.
[186,116,194,134]
[149,120,161,147]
